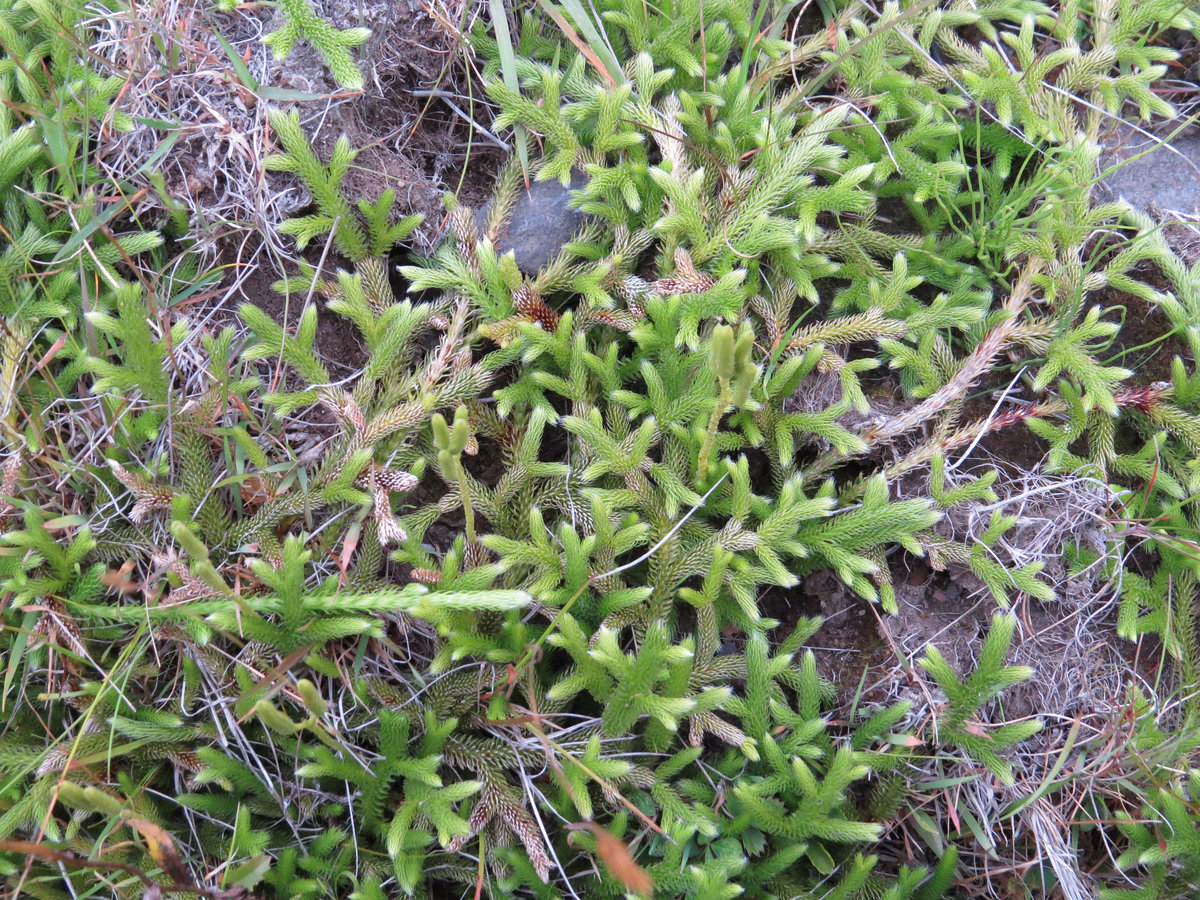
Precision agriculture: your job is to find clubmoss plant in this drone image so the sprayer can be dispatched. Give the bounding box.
[263,0,371,91]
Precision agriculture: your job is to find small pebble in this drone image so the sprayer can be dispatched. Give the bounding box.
[481,171,589,274]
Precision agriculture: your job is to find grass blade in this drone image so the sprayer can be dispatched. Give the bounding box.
[488,0,530,180]
[546,0,625,86]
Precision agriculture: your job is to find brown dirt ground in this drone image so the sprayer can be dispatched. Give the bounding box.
[146,0,504,369]
[1107,293,1191,386]
[268,0,505,232]
[775,344,1156,747]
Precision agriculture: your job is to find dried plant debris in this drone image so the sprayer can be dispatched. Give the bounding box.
[91,0,497,263]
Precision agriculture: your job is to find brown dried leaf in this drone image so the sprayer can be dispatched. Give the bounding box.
[571,822,652,898]
[123,817,191,886]
[101,561,139,594]
[239,474,275,511]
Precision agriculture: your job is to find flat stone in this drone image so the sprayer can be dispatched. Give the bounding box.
[480,171,589,275]
[1099,125,1200,217]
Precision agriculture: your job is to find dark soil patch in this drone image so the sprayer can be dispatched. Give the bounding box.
[214,241,370,376]
[871,194,929,238]
[760,572,890,700]
[536,419,570,466]
[266,0,505,246]
[759,582,820,629]
[742,446,777,495]
[955,389,1049,474]
[1102,289,1191,386]
[461,432,509,489]
[973,412,1048,472]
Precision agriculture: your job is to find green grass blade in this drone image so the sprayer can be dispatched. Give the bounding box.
[488,0,530,180]
[547,0,625,86]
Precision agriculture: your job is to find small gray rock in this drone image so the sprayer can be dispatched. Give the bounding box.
[1099,125,1200,217]
[481,171,589,274]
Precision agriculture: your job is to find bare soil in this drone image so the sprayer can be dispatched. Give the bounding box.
[266,0,505,233]
[144,0,513,389]
[1104,290,1193,385]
